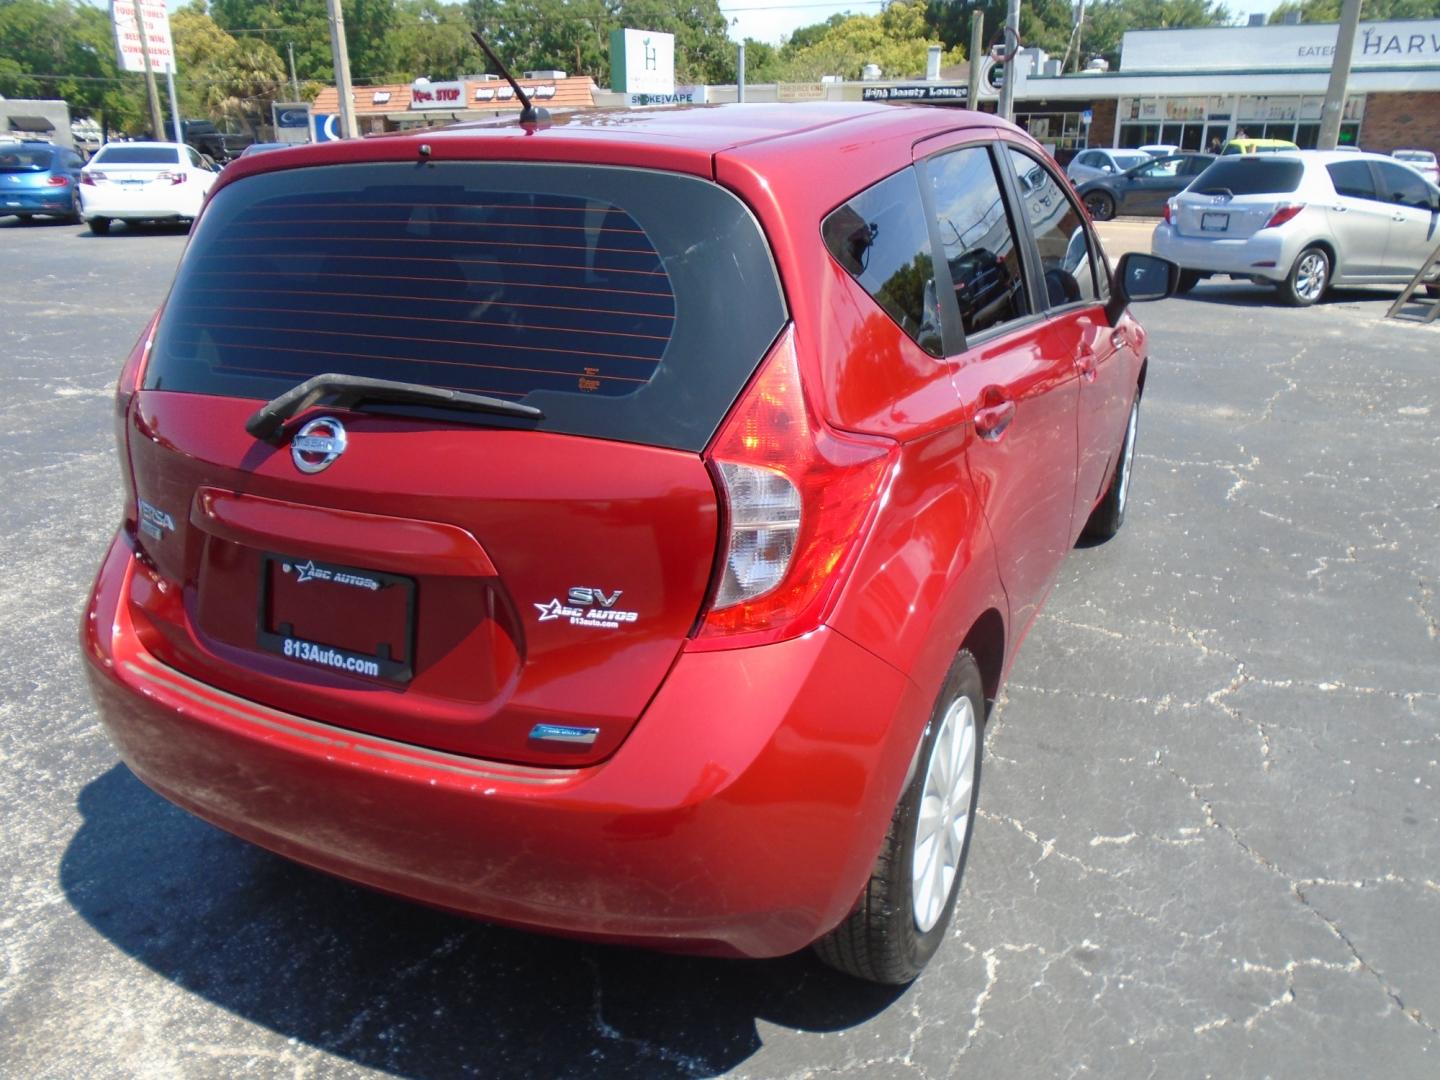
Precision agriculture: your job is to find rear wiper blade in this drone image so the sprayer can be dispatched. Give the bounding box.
[245,372,543,442]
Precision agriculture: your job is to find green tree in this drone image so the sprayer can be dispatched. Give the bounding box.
[210,0,395,84]
[387,0,487,80]
[779,1,962,81]
[1270,0,1440,19]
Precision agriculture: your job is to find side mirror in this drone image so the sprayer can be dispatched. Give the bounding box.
[1106,252,1178,324]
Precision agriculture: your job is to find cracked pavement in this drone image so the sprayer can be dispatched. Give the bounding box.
[2,218,1437,1078]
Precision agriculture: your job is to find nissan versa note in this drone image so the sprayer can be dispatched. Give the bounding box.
[82,104,1175,984]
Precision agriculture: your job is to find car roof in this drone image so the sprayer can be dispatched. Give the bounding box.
[213,103,1021,191]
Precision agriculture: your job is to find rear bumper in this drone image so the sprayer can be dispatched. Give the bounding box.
[80,188,198,220]
[81,532,925,958]
[1,188,73,213]
[1152,223,1292,281]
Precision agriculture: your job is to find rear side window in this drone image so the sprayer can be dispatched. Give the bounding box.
[93,146,180,165]
[1374,161,1434,209]
[1190,158,1304,196]
[146,162,786,452]
[1327,161,1377,200]
[925,145,1028,337]
[822,168,942,356]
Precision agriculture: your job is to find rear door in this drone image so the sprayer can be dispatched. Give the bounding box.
[1372,160,1440,276]
[126,159,787,767]
[1324,160,1391,279]
[916,135,1079,639]
[1122,155,1185,215]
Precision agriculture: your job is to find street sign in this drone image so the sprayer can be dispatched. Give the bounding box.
[313,114,341,142]
[273,102,312,144]
[110,1,175,75]
[609,29,675,95]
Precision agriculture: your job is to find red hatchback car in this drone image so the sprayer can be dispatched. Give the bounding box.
[82,103,1175,984]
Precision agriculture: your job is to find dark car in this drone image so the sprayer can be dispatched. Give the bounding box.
[1078,152,1215,220]
[81,103,1176,986]
[0,140,83,223]
[178,119,253,163]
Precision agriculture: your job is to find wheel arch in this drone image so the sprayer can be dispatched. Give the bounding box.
[960,607,1006,712]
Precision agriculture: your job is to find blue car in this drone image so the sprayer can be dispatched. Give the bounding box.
[0,141,84,223]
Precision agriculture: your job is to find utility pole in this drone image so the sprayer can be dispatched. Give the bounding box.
[1317,0,1362,150]
[967,11,983,110]
[998,0,1020,121]
[131,1,166,141]
[324,0,359,139]
[288,42,301,100]
[1074,0,1086,73]
[737,41,746,103]
[166,69,183,145]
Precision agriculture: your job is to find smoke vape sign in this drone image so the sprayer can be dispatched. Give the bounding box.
[610,28,675,96]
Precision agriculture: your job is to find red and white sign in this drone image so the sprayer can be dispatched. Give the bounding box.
[111,0,175,75]
[410,80,467,110]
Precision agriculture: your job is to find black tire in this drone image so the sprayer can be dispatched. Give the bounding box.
[1280,245,1329,307]
[1175,270,1201,294]
[65,190,82,224]
[1084,191,1116,222]
[15,214,35,225]
[813,651,985,984]
[1082,391,1140,542]
[88,217,111,235]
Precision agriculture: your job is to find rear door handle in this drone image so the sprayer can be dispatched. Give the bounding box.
[974,399,1016,441]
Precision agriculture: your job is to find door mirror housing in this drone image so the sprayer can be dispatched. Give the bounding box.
[1106,252,1178,324]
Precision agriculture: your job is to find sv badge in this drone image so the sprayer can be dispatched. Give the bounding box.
[568,587,623,608]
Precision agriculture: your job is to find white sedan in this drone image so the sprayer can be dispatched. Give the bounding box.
[79,142,218,234]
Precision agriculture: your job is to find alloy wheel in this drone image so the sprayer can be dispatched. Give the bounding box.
[1295,251,1327,302]
[911,695,977,932]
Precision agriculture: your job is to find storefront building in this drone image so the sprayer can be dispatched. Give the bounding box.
[311,74,599,135]
[1010,19,1440,158]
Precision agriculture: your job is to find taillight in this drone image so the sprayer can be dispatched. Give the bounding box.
[691,325,897,650]
[115,313,160,534]
[80,171,102,185]
[156,171,186,185]
[47,175,70,186]
[1263,203,1305,228]
[1162,200,1173,224]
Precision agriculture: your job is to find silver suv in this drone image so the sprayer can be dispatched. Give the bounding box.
[1151,150,1440,305]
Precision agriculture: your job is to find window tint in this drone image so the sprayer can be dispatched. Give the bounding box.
[1006,147,1100,309]
[1112,152,1150,171]
[1327,161,1378,200]
[822,168,942,356]
[1191,157,1304,195]
[146,162,786,452]
[1136,157,1182,179]
[924,146,1028,338]
[1182,154,1214,176]
[93,145,181,165]
[1375,162,1434,209]
[0,145,53,170]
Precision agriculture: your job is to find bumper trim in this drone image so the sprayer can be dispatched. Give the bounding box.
[122,651,578,787]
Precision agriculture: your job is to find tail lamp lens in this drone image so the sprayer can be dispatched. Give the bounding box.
[1162,200,1173,224]
[695,325,897,648]
[1264,203,1304,228]
[47,175,70,186]
[80,171,102,185]
[157,171,186,185]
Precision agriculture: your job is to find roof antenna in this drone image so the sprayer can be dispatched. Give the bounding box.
[470,31,550,127]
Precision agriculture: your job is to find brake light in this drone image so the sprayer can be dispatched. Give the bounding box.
[156,171,186,185]
[1263,203,1305,228]
[1163,200,1173,224]
[47,175,70,186]
[691,326,898,649]
[80,171,102,185]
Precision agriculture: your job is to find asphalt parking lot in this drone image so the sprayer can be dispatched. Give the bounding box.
[2,214,1437,1079]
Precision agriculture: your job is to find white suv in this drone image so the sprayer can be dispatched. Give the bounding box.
[1152,150,1440,305]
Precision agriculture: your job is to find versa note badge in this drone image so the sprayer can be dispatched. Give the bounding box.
[291,416,347,474]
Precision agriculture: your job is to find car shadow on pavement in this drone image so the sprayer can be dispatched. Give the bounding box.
[1178,282,1402,307]
[61,765,903,1078]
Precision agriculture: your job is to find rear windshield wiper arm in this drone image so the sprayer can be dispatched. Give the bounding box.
[246,373,543,442]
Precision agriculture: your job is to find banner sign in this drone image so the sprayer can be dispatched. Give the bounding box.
[862,84,969,103]
[111,0,175,75]
[272,102,312,144]
[609,29,675,95]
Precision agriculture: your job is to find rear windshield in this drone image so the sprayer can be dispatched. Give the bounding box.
[0,145,53,171]
[146,162,786,451]
[92,146,181,165]
[1189,158,1304,196]
[1394,150,1435,164]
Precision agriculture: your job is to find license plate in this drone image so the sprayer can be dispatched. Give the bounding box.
[1201,211,1230,231]
[257,554,415,682]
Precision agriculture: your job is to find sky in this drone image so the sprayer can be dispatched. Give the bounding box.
[722,0,1292,46]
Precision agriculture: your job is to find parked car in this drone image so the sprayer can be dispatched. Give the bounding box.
[78,141,219,234]
[1220,138,1299,155]
[0,139,83,222]
[81,103,1175,985]
[1392,148,1439,185]
[178,119,254,163]
[1066,147,1152,183]
[1153,150,1440,304]
[1137,143,1181,157]
[1077,152,1216,220]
